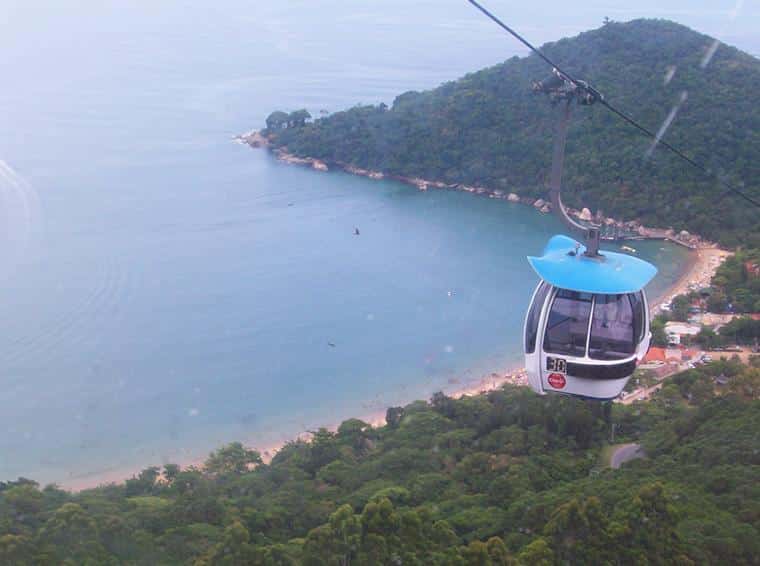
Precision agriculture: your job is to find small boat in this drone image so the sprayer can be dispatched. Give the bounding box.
[621,245,637,254]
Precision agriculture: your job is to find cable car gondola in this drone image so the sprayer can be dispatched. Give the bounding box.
[521,70,657,400]
[465,0,760,399]
[524,235,656,399]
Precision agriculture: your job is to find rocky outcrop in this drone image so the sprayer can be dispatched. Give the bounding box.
[236,130,269,147]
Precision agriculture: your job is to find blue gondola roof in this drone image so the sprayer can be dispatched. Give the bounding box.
[528,235,657,294]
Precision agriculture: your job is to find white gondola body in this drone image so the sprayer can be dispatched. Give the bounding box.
[524,235,657,400]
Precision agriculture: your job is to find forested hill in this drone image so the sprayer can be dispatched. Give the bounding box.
[265,19,760,247]
[1,360,758,563]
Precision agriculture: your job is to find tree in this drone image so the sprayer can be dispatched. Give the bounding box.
[305,428,340,476]
[651,316,669,347]
[696,326,722,349]
[544,497,611,564]
[2,484,43,516]
[708,289,729,313]
[163,463,180,484]
[719,317,760,345]
[462,540,491,565]
[197,521,255,566]
[385,406,404,428]
[337,418,372,453]
[265,110,289,131]
[486,537,515,565]
[125,465,162,496]
[622,483,684,563]
[361,497,400,539]
[38,503,108,563]
[517,538,554,566]
[431,391,456,418]
[204,442,262,475]
[0,534,33,564]
[671,295,691,322]
[288,109,311,128]
[303,504,362,566]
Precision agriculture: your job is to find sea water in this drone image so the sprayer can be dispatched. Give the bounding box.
[0,2,691,485]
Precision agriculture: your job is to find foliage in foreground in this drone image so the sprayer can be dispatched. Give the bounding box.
[0,360,758,564]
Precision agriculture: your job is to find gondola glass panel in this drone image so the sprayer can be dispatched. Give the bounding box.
[588,294,636,361]
[525,282,551,354]
[629,291,646,343]
[543,289,592,357]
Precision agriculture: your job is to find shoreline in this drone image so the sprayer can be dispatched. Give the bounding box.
[64,367,528,492]
[62,245,714,492]
[649,247,731,315]
[59,137,728,492]
[238,130,717,251]
[63,243,718,491]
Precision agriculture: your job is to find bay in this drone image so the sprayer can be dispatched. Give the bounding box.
[0,1,691,485]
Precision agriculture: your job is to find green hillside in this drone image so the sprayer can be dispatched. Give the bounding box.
[266,19,760,247]
[1,360,758,564]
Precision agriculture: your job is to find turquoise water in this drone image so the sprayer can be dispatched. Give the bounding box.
[0,2,691,485]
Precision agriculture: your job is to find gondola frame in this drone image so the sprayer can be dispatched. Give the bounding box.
[524,235,657,400]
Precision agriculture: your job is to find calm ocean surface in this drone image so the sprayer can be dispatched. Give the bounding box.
[0,2,696,485]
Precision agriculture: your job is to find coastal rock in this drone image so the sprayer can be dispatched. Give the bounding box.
[579,207,592,221]
[368,171,384,180]
[413,179,428,191]
[508,193,520,202]
[533,198,545,208]
[540,204,551,214]
[312,160,328,171]
[241,130,269,148]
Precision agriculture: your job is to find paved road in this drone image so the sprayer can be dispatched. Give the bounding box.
[620,382,664,405]
[611,443,644,469]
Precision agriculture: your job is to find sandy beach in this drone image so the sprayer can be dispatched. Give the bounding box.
[63,365,529,491]
[65,248,731,492]
[59,179,731,492]
[649,247,731,314]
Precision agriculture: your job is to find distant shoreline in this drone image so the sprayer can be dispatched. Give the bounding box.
[238,130,718,252]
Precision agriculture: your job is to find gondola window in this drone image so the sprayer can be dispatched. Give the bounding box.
[524,282,551,354]
[543,289,593,357]
[588,294,636,360]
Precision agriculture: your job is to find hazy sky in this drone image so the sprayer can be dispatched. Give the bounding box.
[3,1,757,55]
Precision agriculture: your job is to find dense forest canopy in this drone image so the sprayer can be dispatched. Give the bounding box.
[1,359,758,564]
[265,19,760,247]
[710,249,760,313]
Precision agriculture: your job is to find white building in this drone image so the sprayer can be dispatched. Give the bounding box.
[664,322,701,346]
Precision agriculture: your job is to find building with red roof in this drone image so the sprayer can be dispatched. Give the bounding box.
[642,347,666,364]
